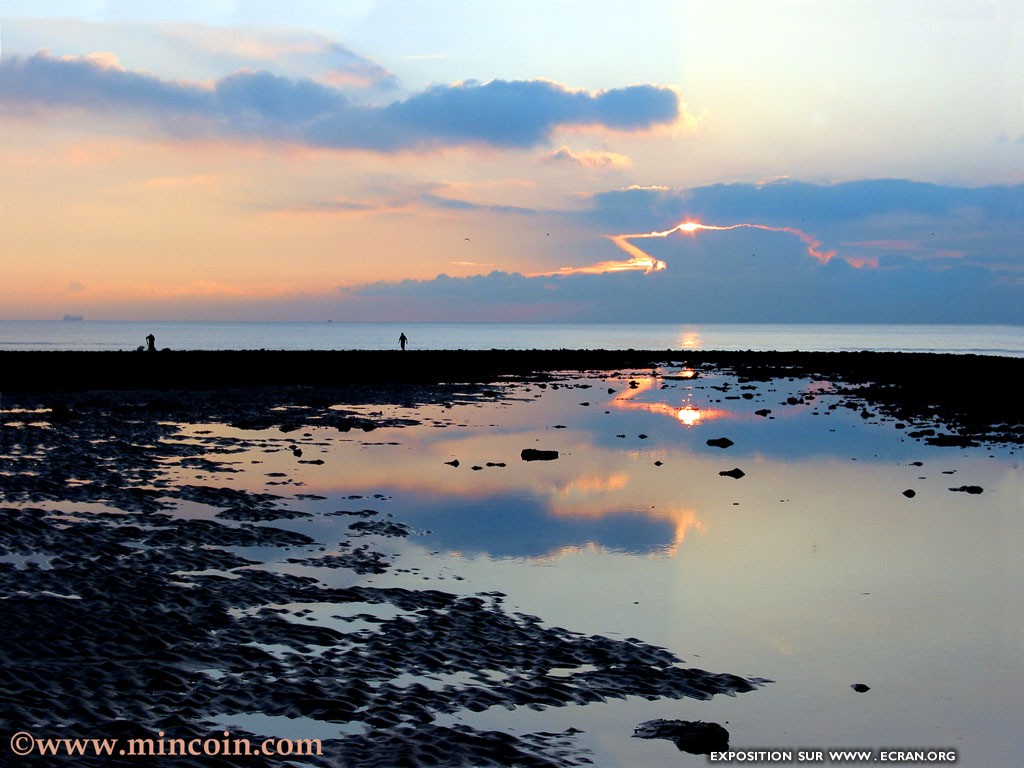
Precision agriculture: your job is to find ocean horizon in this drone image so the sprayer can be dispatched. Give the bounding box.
[0,320,1021,357]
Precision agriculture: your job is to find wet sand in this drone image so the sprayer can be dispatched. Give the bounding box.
[3,349,1022,439]
[1,350,1020,766]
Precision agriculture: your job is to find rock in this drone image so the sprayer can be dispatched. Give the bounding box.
[445,459,460,467]
[706,437,734,449]
[902,489,916,498]
[949,485,984,494]
[754,408,772,417]
[719,467,746,479]
[521,448,559,461]
[851,683,871,693]
[633,719,730,755]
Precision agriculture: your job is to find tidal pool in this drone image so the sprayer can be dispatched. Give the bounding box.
[162,367,1021,766]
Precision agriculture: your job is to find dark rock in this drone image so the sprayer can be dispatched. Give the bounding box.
[754,408,772,417]
[633,719,729,755]
[719,467,746,479]
[706,437,734,449]
[521,448,559,461]
[851,683,871,693]
[902,489,916,498]
[445,459,460,467]
[949,485,984,494]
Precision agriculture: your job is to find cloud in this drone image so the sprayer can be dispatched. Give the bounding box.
[0,52,681,151]
[327,179,1023,324]
[4,19,398,93]
[545,146,631,170]
[580,179,1024,273]
[159,25,399,91]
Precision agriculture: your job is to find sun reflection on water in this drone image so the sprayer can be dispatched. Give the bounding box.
[611,373,727,426]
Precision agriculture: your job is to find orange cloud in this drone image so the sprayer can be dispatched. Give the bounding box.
[544,146,632,170]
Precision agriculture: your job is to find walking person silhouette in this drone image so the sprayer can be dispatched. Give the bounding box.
[399,332,407,351]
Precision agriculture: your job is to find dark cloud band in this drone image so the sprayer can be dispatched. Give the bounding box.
[0,52,680,149]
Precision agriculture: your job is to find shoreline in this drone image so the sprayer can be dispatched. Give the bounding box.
[3,349,1021,444]
[2,347,1021,384]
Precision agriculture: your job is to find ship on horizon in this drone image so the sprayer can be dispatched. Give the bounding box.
[62,314,84,322]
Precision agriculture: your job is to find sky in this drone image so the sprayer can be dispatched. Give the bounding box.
[0,0,1021,323]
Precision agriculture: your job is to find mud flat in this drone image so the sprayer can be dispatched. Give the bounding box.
[1,350,1019,766]
[3,348,1021,441]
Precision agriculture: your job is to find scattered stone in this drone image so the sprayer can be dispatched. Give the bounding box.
[949,485,984,494]
[521,448,559,461]
[706,437,734,449]
[719,468,746,479]
[633,719,730,755]
[445,459,460,467]
[754,408,772,417]
[348,518,413,537]
[902,489,916,498]
[851,683,871,693]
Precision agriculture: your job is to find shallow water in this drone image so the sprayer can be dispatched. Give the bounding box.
[2,320,1022,356]
[164,368,1022,766]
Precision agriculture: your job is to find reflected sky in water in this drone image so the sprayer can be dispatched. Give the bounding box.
[167,368,1022,766]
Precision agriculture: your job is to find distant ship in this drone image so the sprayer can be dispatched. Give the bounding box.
[62,314,84,322]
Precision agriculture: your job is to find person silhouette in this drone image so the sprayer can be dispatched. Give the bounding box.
[399,332,408,351]
[145,333,156,353]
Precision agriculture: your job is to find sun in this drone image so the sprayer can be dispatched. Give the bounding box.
[677,221,703,233]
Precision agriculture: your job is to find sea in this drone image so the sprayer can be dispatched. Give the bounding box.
[0,321,1022,357]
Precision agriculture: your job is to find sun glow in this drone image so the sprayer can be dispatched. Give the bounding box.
[611,374,727,427]
[545,217,848,277]
[676,405,704,426]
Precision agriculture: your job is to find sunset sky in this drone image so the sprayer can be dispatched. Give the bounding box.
[1,0,1021,322]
